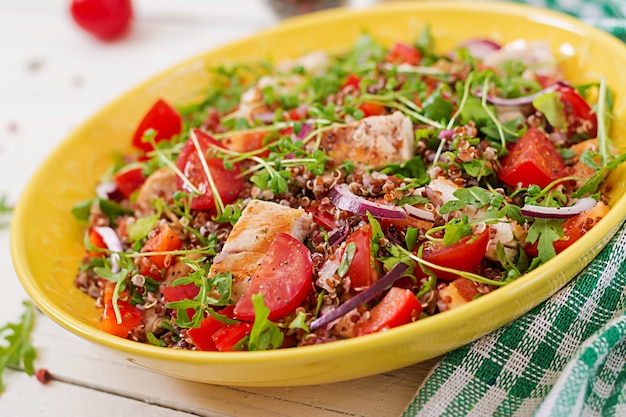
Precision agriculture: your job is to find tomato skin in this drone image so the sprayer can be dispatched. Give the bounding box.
[162,282,199,322]
[385,42,422,65]
[355,287,422,336]
[526,202,609,257]
[101,281,142,338]
[70,0,133,41]
[222,131,267,154]
[187,305,235,351]
[113,167,145,198]
[139,224,183,280]
[420,229,489,281]
[556,84,598,139]
[498,127,567,189]
[175,129,244,211]
[132,99,183,152]
[309,208,337,230]
[87,227,107,258]
[345,224,377,289]
[342,73,361,90]
[234,233,313,321]
[359,102,386,117]
[212,322,252,352]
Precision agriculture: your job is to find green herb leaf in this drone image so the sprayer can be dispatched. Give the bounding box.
[443,217,472,246]
[533,92,567,130]
[337,242,356,278]
[248,293,284,351]
[0,301,36,393]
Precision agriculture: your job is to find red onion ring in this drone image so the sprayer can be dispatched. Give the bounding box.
[404,204,435,222]
[328,184,407,220]
[459,39,501,60]
[327,224,349,247]
[438,129,454,140]
[521,197,597,220]
[309,262,410,332]
[93,226,123,272]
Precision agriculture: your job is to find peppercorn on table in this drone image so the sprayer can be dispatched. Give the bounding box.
[0,1,437,416]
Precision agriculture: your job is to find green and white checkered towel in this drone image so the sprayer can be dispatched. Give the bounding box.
[403,2,626,416]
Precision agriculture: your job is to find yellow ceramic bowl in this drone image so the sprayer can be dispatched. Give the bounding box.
[11,1,626,387]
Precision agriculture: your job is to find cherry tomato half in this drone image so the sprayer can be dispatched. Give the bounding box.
[418,229,490,281]
[344,224,377,289]
[234,233,313,321]
[70,0,133,41]
[498,127,567,189]
[113,166,145,198]
[132,99,183,153]
[175,129,244,211]
[556,84,598,140]
[355,287,422,336]
[101,281,142,338]
[139,224,183,280]
[385,42,422,66]
[187,305,235,351]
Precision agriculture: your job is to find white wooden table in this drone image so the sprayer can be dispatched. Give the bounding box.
[0,1,437,415]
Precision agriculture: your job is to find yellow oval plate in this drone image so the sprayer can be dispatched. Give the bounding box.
[11,1,626,386]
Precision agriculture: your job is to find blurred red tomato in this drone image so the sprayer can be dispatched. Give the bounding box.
[70,0,133,41]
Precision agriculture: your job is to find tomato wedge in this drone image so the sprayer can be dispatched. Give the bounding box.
[556,84,598,140]
[87,227,107,259]
[212,322,252,352]
[345,224,377,289]
[187,305,235,351]
[385,42,422,65]
[526,201,609,257]
[419,229,489,281]
[113,166,145,198]
[139,224,183,280]
[101,281,142,338]
[498,127,567,189]
[132,99,183,152]
[234,233,312,321]
[175,129,244,211]
[355,287,422,336]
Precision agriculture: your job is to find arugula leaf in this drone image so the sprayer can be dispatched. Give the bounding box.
[572,152,626,198]
[422,87,454,123]
[248,293,284,351]
[72,198,132,223]
[0,301,36,393]
[337,242,356,278]
[462,159,493,179]
[381,156,429,183]
[127,214,158,243]
[526,219,564,262]
[443,217,472,246]
[439,186,491,214]
[533,92,567,130]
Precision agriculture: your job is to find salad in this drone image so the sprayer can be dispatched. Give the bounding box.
[73,30,625,352]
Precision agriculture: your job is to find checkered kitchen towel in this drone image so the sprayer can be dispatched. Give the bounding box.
[403,1,626,416]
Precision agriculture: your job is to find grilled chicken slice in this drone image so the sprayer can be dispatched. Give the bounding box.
[313,111,415,170]
[209,200,312,301]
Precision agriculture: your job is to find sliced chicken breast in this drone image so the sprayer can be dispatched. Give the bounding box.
[209,200,312,301]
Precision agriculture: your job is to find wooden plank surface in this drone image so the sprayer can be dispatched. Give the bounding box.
[0,1,438,416]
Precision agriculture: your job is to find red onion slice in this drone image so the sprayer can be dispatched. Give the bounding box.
[438,129,454,140]
[93,226,123,272]
[309,262,410,332]
[327,224,349,247]
[521,198,597,219]
[458,39,501,60]
[328,184,407,220]
[404,204,435,222]
[476,83,559,107]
